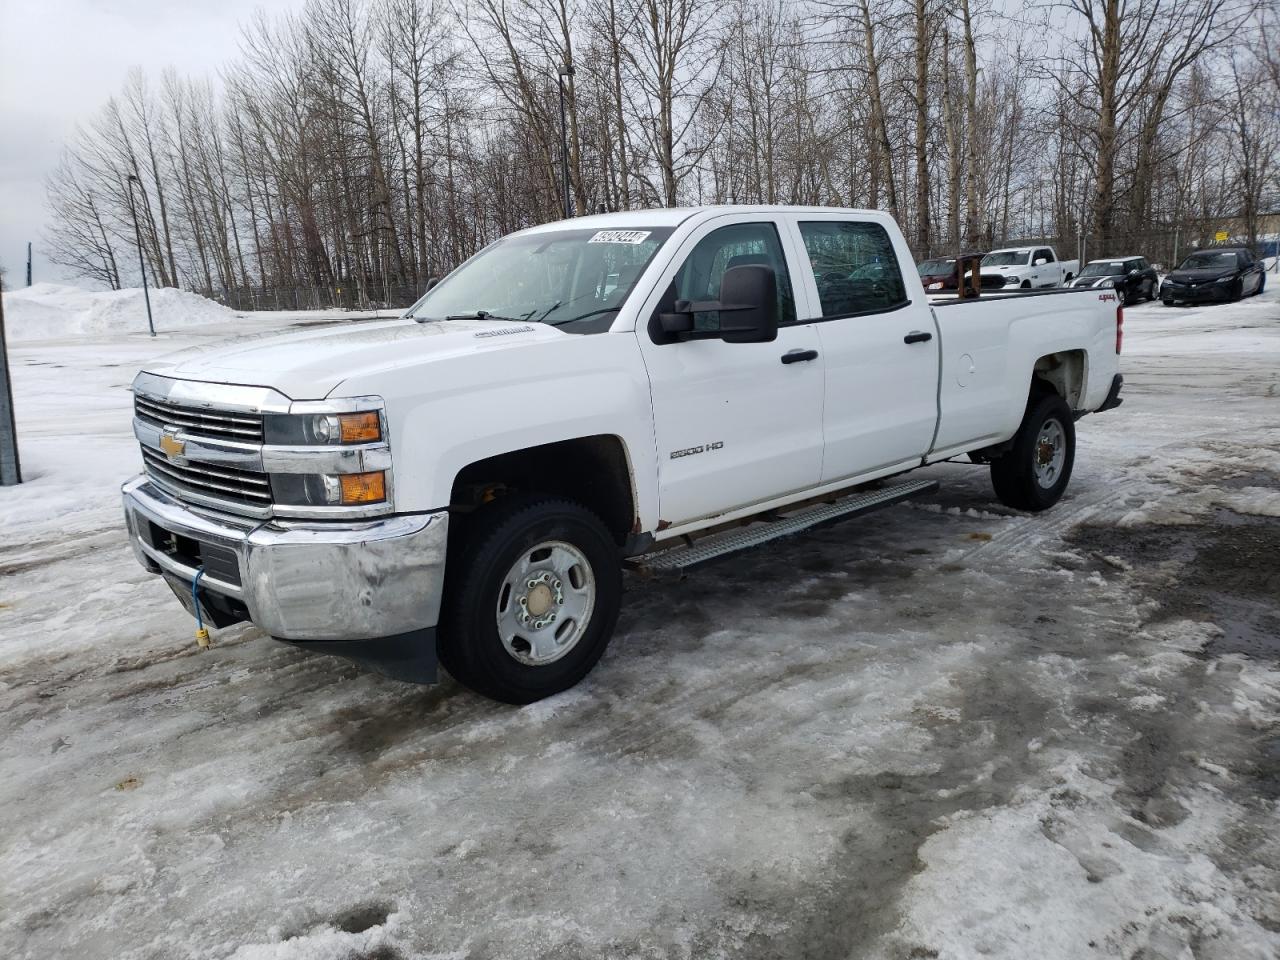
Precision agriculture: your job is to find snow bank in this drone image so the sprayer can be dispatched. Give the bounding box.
[1,283,237,341]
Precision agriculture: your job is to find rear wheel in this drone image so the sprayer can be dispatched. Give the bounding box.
[990,391,1076,512]
[438,496,622,704]
[1257,274,1266,296]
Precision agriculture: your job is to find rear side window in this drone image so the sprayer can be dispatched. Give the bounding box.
[672,222,796,332]
[799,221,908,318]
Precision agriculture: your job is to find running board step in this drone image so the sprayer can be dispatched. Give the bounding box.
[633,478,939,574]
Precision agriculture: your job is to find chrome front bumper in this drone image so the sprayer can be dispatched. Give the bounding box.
[122,475,448,646]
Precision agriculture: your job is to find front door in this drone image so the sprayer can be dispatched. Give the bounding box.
[635,216,824,526]
[785,213,940,483]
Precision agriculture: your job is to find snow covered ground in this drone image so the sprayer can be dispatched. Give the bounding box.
[1,287,1279,959]
[2,282,392,342]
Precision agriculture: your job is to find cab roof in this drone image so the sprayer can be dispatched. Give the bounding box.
[518,205,887,235]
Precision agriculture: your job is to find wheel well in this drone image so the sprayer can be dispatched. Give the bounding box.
[450,435,636,545]
[1032,350,1085,409]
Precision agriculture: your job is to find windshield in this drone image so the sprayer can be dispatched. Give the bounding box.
[1178,250,1239,271]
[917,259,955,276]
[405,226,675,333]
[1080,261,1126,278]
[981,250,1031,266]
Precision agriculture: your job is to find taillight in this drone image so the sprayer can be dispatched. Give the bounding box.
[1116,304,1124,354]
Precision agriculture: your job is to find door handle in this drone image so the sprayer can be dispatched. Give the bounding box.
[904,331,933,344]
[781,349,819,364]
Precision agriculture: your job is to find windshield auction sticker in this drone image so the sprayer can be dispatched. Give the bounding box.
[588,230,651,244]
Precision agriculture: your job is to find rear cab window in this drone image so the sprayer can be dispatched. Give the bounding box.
[797,220,909,319]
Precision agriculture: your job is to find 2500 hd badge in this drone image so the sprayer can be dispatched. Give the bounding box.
[670,441,725,460]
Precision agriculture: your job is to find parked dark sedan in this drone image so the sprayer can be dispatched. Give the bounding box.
[1069,256,1159,304]
[1161,247,1267,305]
[917,255,1004,292]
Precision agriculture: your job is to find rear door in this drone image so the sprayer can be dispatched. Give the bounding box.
[783,213,940,484]
[635,214,824,526]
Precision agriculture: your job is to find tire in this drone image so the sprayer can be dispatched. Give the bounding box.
[1021,279,1031,289]
[1257,274,1266,296]
[1162,296,1175,306]
[438,496,622,704]
[990,390,1076,512]
[1229,278,1244,302]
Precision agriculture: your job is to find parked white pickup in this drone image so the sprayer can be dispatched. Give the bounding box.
[981,246,1080,290]
[122,206,1123,703]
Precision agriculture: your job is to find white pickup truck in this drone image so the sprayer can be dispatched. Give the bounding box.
[981,246,1080,290]
[122,206,1124,703]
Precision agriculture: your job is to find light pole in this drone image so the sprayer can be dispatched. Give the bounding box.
[557,64,575,220]
[125,174,156,336]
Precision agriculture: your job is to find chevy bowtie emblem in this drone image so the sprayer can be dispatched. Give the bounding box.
[159,432,186,459]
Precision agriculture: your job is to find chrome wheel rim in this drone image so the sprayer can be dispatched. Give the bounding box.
[1034,418,1066,489]
[495,540,596,666]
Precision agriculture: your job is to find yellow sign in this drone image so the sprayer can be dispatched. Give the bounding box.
[1215,230,1228,242]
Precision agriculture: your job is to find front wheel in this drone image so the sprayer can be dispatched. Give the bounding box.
[990,391,1076,512]
[1230,279,1244,302]
[438,497,622,704]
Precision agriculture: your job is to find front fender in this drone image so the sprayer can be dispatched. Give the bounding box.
[333,332,658,528]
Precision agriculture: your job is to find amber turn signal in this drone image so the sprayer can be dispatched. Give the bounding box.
[338,411,381,443]
[339,471,386,504]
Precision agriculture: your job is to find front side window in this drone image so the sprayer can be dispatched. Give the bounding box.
[671,222,796,332]
[800,220,908,317]
[405,226,674,334]
[1036,248,1055,264]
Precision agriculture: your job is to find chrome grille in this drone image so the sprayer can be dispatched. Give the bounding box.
[141,446,272,509]
[134,393,263,443]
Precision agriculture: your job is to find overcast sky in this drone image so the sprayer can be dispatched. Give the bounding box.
[0,0,306,287]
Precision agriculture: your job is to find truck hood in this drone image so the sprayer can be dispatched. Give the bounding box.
[142,317,563,399]
[983,264,1029,274]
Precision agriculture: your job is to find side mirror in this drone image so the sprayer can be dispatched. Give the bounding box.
[659,301,694,336]
[1033,258,1048,266]
[1127,269,1141,279]
[653,266,779,344]
[717,264,778,343]
[424,277,440,292]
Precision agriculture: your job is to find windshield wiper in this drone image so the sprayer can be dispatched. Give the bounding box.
[547,307,621,327]
[444,309,534,323]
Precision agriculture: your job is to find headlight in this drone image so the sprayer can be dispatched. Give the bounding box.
[271,470,388,506]
[264,411,382,445]
[926,281,943,291]
[1215,276,1232,284]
